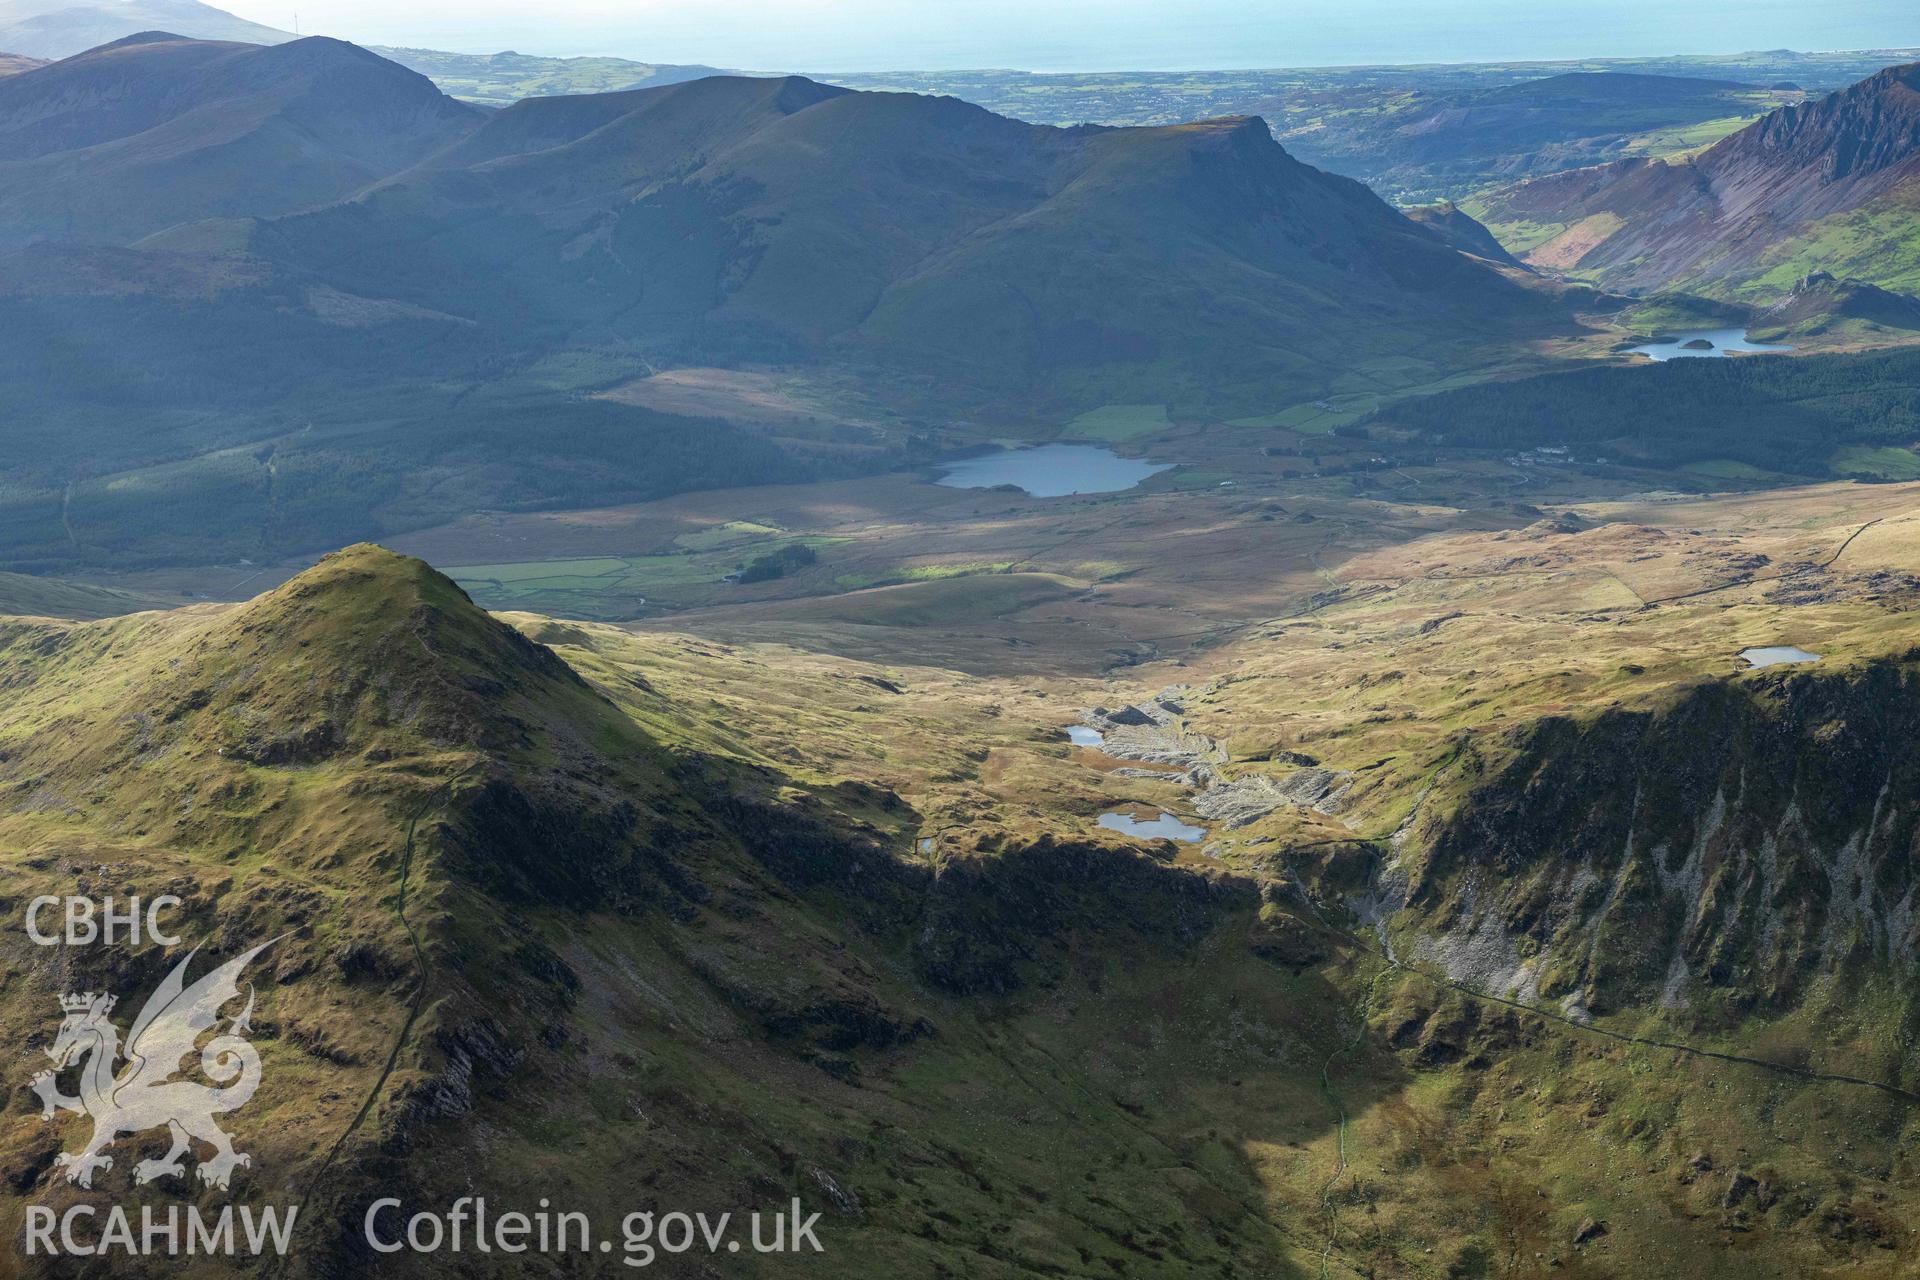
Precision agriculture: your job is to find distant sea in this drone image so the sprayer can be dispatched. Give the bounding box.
[234,0,1920,76]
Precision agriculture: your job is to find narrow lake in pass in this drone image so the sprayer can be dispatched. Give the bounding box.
[1740,646,1821,668]
[1098,810,1206,842]
[1629,329,1793,361]
[935,445,1173,496]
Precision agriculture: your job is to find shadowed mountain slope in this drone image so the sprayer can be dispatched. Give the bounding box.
[1403,200,1527,267]
[1751,270,1920,339]
[248,71,1561,409]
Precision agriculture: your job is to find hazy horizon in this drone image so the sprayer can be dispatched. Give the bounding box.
[222,0,1920,73]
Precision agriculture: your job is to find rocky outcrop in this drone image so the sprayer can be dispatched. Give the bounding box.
[1083,688,1227,771]
[1404,201,1527,268]
[1085,685,1353,830]
[1753,272,1920,337]
[1195,768,1355,826]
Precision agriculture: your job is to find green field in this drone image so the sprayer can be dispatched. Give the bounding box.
[1829,445,1920,480]
[1618,111,1764,158]
[671,520,784,551]
[1060,403,1170,442]
[721,571,1082,628]
[1455,204,1570,255]
[449,537,848,617]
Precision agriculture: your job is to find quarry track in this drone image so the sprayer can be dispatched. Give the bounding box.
[1628,516,1885,609]
[1316,960,1394,1280]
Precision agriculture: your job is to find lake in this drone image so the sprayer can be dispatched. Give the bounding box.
[1098,810,1206,842]
[1740,646,1821,669]
[1628,329,1793,362]
[1066,726,1105,747]
[935,444,1173,496]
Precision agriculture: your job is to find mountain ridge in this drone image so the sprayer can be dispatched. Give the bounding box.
[241,66,1557,409]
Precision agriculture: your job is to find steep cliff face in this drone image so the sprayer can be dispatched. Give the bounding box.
[1699,62,1920,224]
[1390,658,1920,1016]
[1476,62,1920,294]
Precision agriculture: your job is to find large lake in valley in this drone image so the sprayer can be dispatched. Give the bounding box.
[935,445,1173,496]
[1628,329,1793,361]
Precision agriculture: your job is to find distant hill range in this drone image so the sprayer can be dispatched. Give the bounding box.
[0,0,722,100]
[1472,61,1920,298]
[0,0,1912,211]
[0,0,1910,207]
[0,0,290,57]
[1273,70,1807,203]
[0,35,1564,569]
[282,70,1551,401]
[367,46,725,107]
[0,50,42,73]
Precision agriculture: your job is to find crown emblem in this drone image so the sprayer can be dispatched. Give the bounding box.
[59,992,113,1015]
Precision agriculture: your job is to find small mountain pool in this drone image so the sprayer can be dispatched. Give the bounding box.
[1098,810,1206,842]
[1066,725,1105,747]
[1629,328,1792,361]
[935,445,1173,496]
[1740,646,1821,668]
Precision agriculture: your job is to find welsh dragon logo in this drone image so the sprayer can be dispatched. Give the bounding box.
[29,939,275,1190]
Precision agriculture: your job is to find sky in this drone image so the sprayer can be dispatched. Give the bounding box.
[224,0,1920,72]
